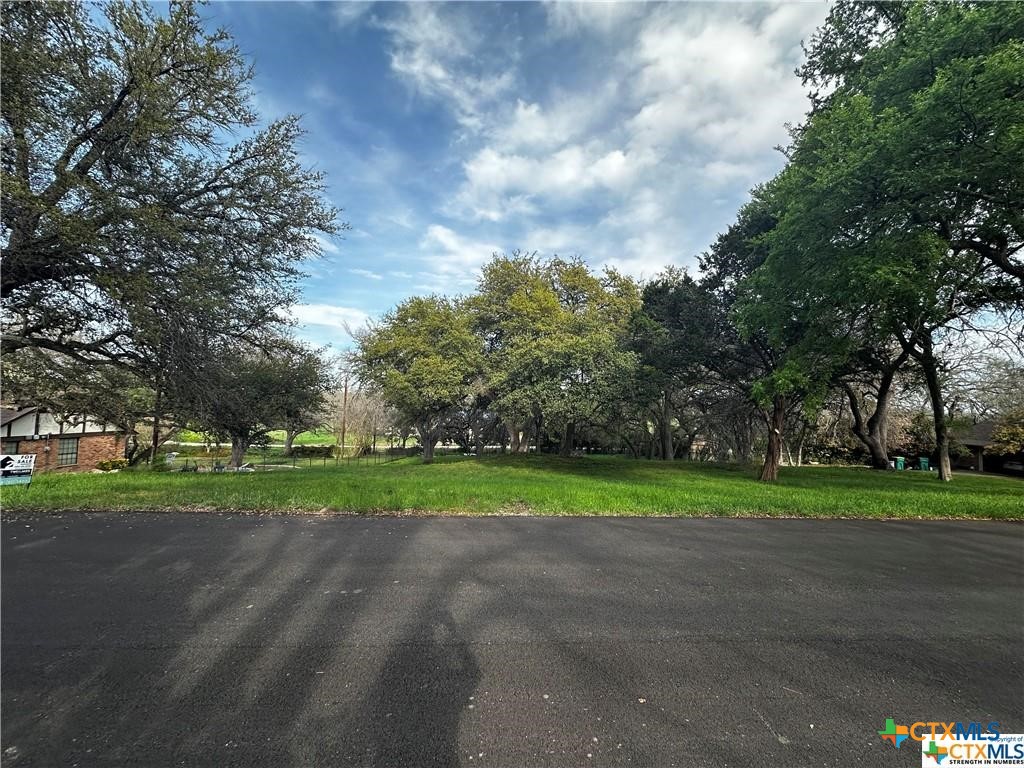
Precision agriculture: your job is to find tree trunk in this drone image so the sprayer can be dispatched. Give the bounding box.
[283,429,297,456]
[845,381,889,469]
[759,395,786,482]
[150,385,162,465]
[679,429,698,461]
[843,349,908,469]
[659,390,674,461]
[734,417,754,464]
[918,337,952,481]
[508,421,521,453]
[230,438,248,468]
[559,421,576,457]
[419,423,437,464]
[622,434,638,458]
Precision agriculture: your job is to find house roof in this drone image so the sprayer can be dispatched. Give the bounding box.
[0,406,36,428]
[958,420,996,448]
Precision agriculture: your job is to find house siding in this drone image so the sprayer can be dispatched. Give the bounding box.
[9,434,124,473]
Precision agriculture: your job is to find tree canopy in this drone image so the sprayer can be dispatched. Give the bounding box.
[352,296,484,463]
[1,0,340,366]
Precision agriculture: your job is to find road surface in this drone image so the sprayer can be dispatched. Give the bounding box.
[2,513,1022,767]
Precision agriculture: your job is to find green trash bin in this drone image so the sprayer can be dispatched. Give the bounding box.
[895,456,905,470]
[919,457,929,471]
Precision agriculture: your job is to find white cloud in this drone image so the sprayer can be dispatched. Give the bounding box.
[455,143,656,221]
[701,159,759,187]
[286,303,370,334]
[383,209,415,230]
[305,82,338,107]
[418,224,502,290]
[378,4,514,132]
[607,229,690,280]
[370,1,828,288]
[312,233,341,255]
[544,2,648,38]
[488,92,615,154]
[598,187,666,230]
[523,223,593,255]
[333,2,372,29]
[349,268,383,280]
[625,4,825,158]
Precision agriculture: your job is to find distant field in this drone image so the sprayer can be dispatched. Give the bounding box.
[3,455,1021,519]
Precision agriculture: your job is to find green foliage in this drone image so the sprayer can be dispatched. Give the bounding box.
[289,445,335,459]
[905,413,938,456]
[180,339,332,463]
[1,350,154,434]
[1,0,339,385]
[632,268,716,387]
[473,254,641,441]
[988,410,1024,455]
[353,296,483,460]
[95,459,129,472]
[730,1,1024,481]
[784,1,1024,289]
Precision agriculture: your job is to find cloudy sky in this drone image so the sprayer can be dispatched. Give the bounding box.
[205,1,830,349]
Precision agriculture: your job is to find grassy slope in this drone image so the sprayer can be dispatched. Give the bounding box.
[2,455,1021,518]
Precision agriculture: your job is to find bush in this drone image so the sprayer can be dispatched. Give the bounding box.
[290,444,335,459]
[149,458,173,471]
[387,445,420,456]
[96,458,129,471]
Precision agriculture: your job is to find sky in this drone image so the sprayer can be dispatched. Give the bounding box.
[202,1,832,350]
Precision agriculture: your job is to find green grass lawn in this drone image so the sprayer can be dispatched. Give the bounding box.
[2,455,1021,518]
[175,428,338,446]
[264,429,338,446]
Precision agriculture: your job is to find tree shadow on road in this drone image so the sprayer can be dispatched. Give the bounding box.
[358,607,479,767]
[1,515,482,767]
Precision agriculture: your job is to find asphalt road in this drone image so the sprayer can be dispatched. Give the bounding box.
[2,514,1022,767]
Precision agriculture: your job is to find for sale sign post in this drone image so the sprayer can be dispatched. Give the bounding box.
[0,454,36,486]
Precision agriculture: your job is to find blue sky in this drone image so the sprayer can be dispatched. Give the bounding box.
[203,1,830,350]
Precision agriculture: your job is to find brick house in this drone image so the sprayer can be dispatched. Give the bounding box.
[1,407,124,473]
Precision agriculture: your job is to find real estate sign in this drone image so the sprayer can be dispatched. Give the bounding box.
[0,454,36,486]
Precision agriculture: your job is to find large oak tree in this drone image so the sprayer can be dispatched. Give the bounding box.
[1,0,340,367]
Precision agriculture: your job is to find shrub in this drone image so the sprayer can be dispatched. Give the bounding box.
[291,444,334,459]
[96,458,129,471]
